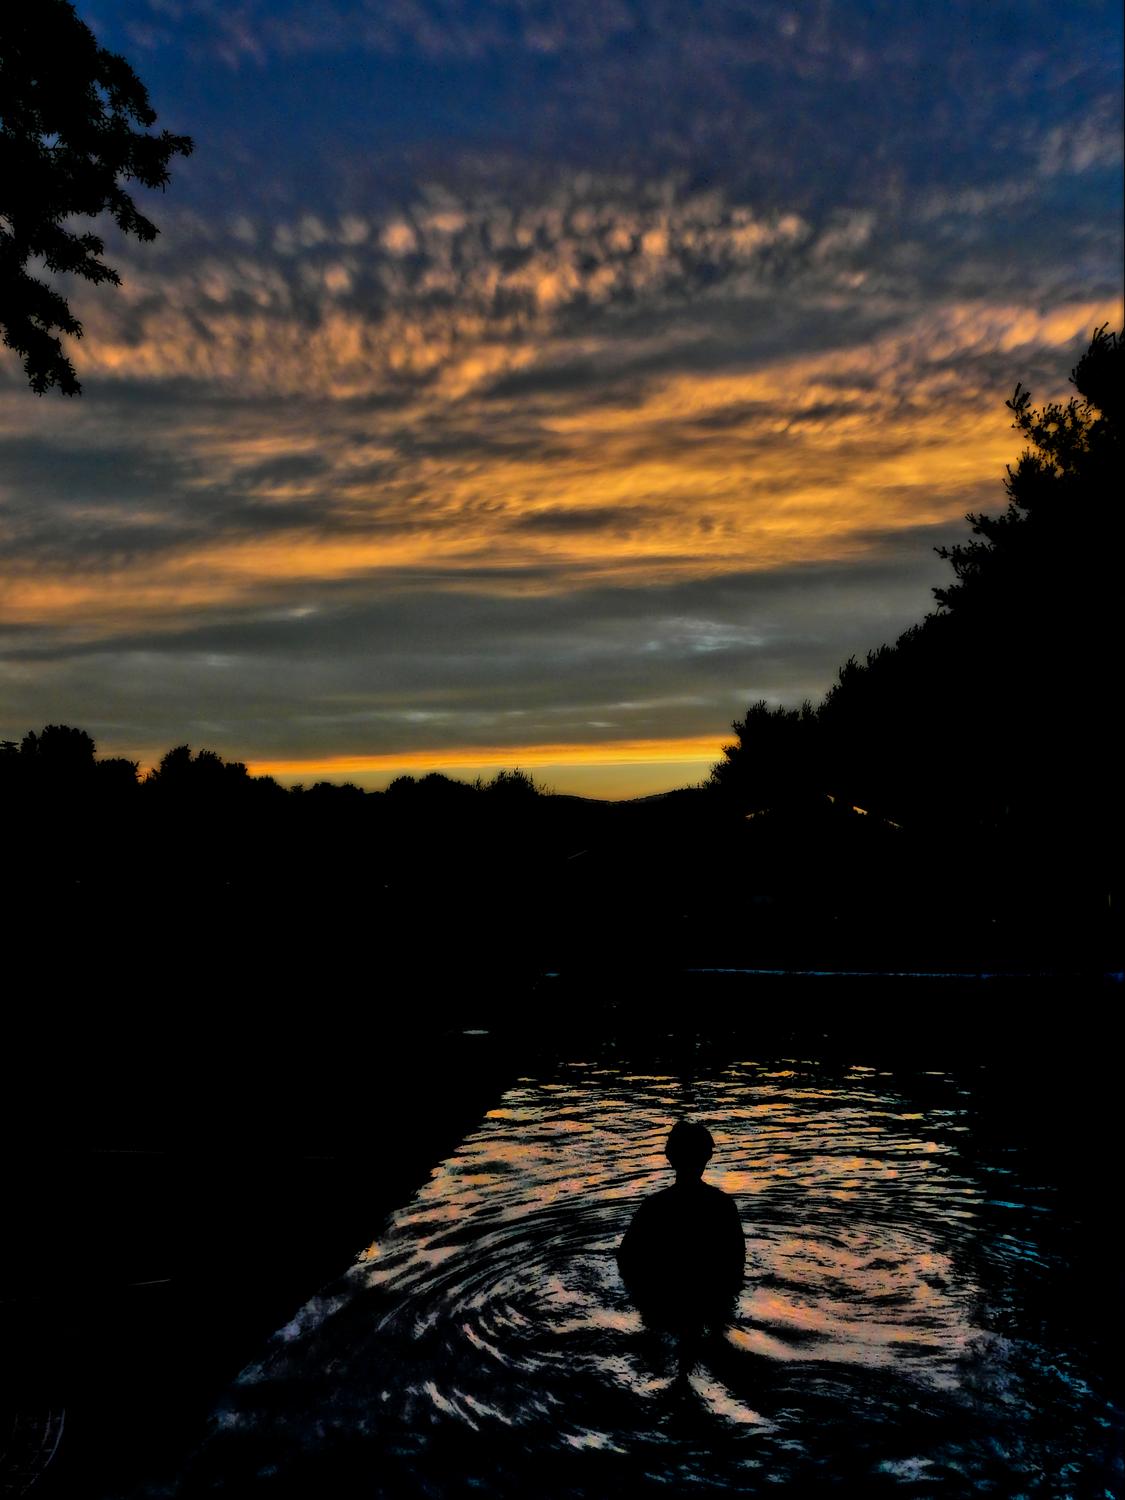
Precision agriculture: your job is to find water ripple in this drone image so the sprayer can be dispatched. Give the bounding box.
[175,1060,1118,1497]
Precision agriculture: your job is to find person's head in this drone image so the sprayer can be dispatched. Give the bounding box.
[665,1119,714,1179]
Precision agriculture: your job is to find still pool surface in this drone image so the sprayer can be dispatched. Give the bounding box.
[169,1058,1119,1497]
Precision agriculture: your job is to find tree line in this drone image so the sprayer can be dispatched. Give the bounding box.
[1,727,544,806]
[0,729,559,894]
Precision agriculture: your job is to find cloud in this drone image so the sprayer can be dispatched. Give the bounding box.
[508,506,662,535]
[0,543,962,771]
[4,0,1119,791]
[49,182,818,398]
[2,237,1118,636]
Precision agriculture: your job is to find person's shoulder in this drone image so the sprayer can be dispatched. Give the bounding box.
[629,1187,667,1216]
[702,1182,741,1213]
[631,1185,681,1222]
[643,1186,680,1210]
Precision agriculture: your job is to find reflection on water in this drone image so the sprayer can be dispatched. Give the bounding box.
[170,1061,1118,1496]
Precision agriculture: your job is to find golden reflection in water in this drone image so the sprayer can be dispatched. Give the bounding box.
[192,1053,1115,1499]
[356,1061,983,1393]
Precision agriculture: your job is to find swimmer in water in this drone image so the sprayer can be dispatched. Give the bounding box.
[617,1120,745,1326]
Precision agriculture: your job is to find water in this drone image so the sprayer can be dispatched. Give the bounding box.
[168,1058,1119,1497]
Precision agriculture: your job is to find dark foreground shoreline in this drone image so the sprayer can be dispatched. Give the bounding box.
[3,1008,521,1499]
[3,967,1120,1497]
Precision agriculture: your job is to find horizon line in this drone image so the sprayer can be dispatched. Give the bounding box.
[244,734,728,783]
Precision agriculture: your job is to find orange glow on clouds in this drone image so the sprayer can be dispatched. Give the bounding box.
[4,292,1120,639]
[2,165,1118,801]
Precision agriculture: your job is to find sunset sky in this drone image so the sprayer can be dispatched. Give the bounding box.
[1,1,1121,797]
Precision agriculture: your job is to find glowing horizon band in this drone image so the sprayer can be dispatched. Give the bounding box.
[245,735,727,780]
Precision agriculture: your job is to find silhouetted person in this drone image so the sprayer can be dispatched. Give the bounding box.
[617,1120,745,1331]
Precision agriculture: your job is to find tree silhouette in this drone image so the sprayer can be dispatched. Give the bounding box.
[95,755,140,792]
[710,700,819,812]
[146,744,256,798]
[19,722,96,780]
[19,721,94,759]
[483,767,543,800]
[0,0,193,394]
[934,325,1121,623]
[712,327,1122,841]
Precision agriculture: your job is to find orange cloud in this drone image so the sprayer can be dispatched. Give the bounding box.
[4,289,1120,641]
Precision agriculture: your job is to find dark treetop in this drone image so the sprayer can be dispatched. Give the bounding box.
[0,0,192,394]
